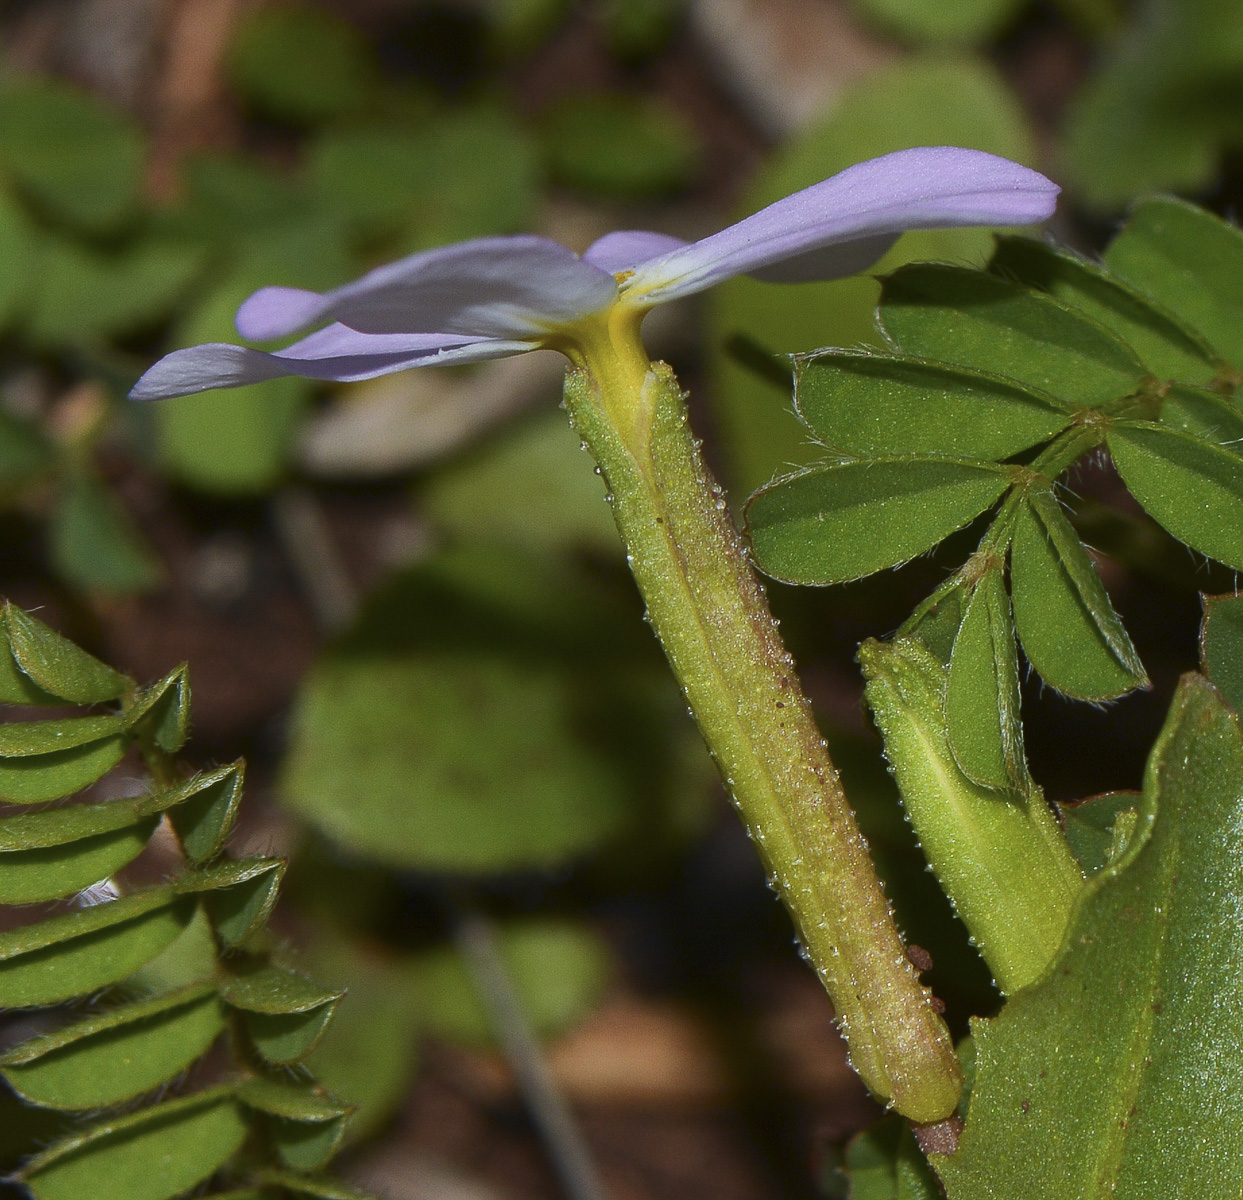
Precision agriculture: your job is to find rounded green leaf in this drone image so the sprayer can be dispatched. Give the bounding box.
[311,108,539,245]
[228,3,379,123]
[1102,198,1243,363]
[17,1088,247,1200]
[1010,491,1148,700]
[0,986,224,1109]
[415,918,612,1045]
[988,236,1221,384]
[1107,420,1243,570]
[0,79,143,232]
[794,351,1071,461]
[946,565,1028,792]
[49,474,164,598]
[879,264,1150,408]
[0,889,195,1008]
[539,93,700,197]
[746,457,1010,585]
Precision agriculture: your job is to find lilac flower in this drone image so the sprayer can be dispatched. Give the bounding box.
[130,147,1058,400]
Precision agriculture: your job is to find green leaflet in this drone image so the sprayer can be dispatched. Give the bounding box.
[0,715,128,805]
[859,637,1083,994]
[1102,196,1243,364]
[169,762,246,861]
[0,985,224,1109]
[16,1088,248,1200]
[988,236,1221,383]
[793,351,1071,461]
[235,1077,352,1172]
[937,675,1243,1199]
[1059,791,1142,877]
[0,816,159,904]
[1009,489,1148,700]
[705,55,1037,495]
[1107,420,1243,571]
[745,457,1010,586]
[125,664,191,754]
[1158,382,1243,446]
[180,857,286,947]
[823,1114,941,1200]
[1200,592,1243,714]
[2,604,130,704]
[223,964,344,1066]
[945,565,1029,792]
[878,264,1151,407]
[0,888,195,1007]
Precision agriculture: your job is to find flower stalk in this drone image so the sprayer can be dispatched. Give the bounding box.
[562,330,962,1123]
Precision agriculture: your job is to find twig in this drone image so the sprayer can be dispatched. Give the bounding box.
[450,904,612,1200]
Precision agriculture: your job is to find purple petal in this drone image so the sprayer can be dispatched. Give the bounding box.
[621,147,1060,304]
[130,325,537,400]
[583,231,689,274]
[235,234,617,341]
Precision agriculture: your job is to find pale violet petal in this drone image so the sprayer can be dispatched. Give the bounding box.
[746,233,898,283]
[130,326,536,400]
[236,234,617,341]
[582,231,689,274]
[621,147,1060,304]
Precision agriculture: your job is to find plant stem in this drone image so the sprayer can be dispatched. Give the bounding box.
[561,336,961,1123]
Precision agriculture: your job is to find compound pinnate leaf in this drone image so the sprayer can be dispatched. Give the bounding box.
[793,351,1070,461]
[860,637,1082,995]
[16,1087,247,1200]
[3,604,130,704]
[746,457,1010,586]
[0,715,129,805]
[1107,420,1243,571]
[1103,197,1243,364]
[0,888,194,1007]
[1200,592,1243,713]
[1010,489,1148,700]
[0,985,223,1109]
[937,675,1243,1200]
[946,565,1028,792]
[988,236,1220,383]
[879,264,1151,407]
